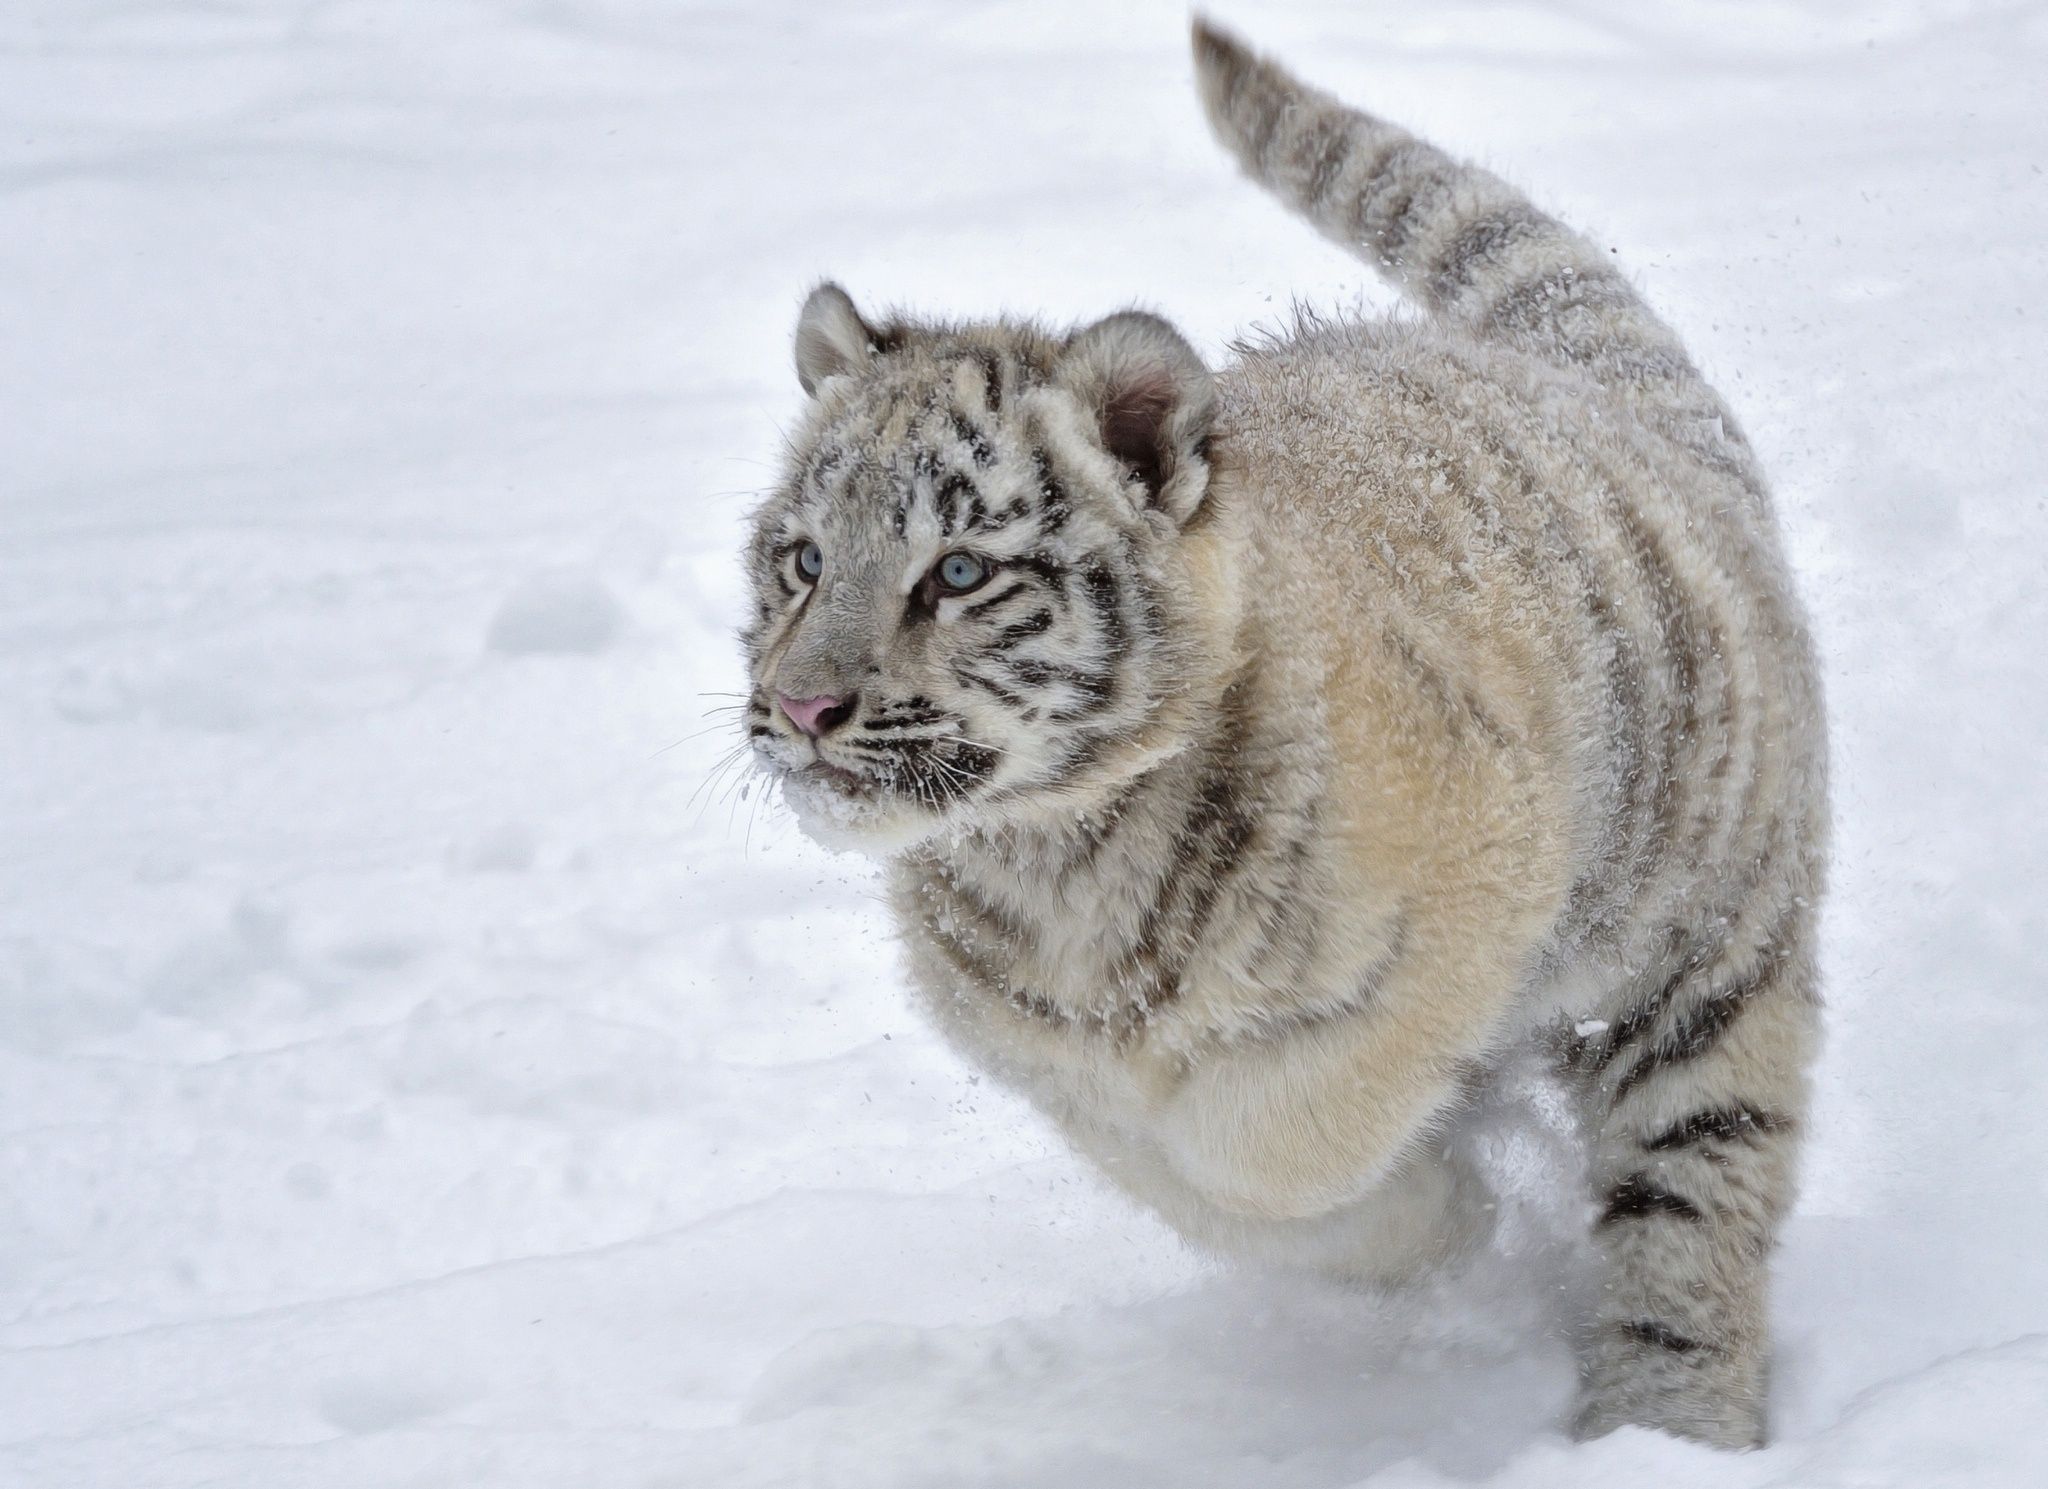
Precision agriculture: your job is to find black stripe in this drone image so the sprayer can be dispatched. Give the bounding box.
[1573,445,1723,925]
[1612,967,1769,1106]
[1579,940,1695,1074]
[1351,140,1435,253]
[1375,154,1458,266]
[979,497,1031,533]
[1078,561,1128,654]
[989,610,1053,650]
[1595,900,1800,1102]
[1482,263,1637,342]
[1233,911,1403,1047]
[1429,204,1550,303]
[805,444,849,488]
[842,735,930,755]
[936,475,973,537]
[1057,779,1146,878]
[1117,681,1260,1012]
[950,412,995,468]
[1008,658,1114,708]
[1235,814,1324,984]
[1016,552,1068,590]
[1595,593,1653,903]
[1030,450,1071,534]
[1616,1320,1704,1354]
[963,582,1028,616]
[1295,119,1352,210]
[952,666,1028,709]
[1615,500,1704,871]
[1384,625,1511,749]
[967,348,1004,412]
[1599,1174,1704,1226]
[1643,1104,1790,1152]
[1506,442,1631,950]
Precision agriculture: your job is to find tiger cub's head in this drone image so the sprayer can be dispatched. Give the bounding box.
[740,283,1236,852]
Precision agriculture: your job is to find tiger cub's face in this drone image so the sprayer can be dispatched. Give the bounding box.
[740,284,1220,852]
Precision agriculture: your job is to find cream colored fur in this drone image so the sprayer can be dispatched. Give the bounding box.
[739,21,1826,1451]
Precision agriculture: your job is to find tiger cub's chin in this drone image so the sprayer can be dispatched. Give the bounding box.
[775,770,954,856]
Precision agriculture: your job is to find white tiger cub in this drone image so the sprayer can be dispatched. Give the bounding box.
[739,22,1825,1450]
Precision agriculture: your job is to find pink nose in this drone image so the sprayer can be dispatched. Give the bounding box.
[778,693,853,737]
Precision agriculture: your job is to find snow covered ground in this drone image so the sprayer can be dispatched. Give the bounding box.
[4,1,2046,1484]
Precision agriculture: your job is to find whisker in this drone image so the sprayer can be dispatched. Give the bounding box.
[655,716,751,758]
[915,747,978,814]
[847,722,1006,759]
[687,767,746,829]
[932,729,1007,757]
[686,742,753,817]
[715,754,763,810]
[743,774,767,854]
[725,768,755,837]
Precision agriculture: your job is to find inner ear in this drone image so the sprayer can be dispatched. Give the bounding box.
[1056,311,1215,522]
[1100,367,1179,498]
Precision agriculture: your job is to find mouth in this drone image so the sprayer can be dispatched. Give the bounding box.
[755,725,1012,852]
[747,698,1004,826]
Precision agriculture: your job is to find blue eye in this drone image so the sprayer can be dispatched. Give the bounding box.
[935,552,990,593]
[795,541,823,581]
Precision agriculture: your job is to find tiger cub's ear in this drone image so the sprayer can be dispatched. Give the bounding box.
[794,282,879,395]
[1056,312,1215,525]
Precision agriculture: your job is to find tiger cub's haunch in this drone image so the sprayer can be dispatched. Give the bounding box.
[739,21,1825,1451]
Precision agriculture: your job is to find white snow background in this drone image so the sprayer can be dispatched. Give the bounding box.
[3,1,2045,1485]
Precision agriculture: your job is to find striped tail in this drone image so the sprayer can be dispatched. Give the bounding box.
[1192,21,1729,430]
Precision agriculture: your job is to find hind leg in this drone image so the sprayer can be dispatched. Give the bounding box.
[1566,903,1820,1448]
